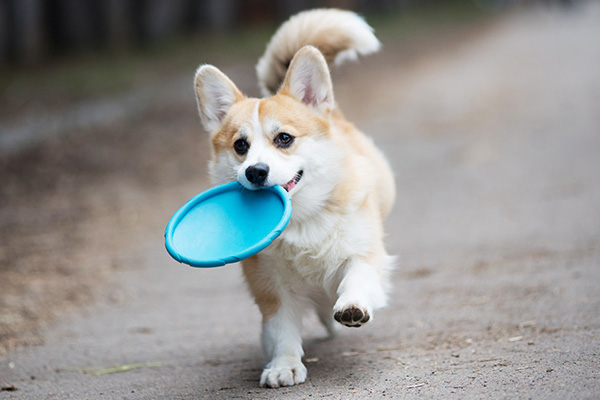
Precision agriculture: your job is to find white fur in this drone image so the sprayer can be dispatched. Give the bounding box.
[260,301,307,387]
[333,258,389,318]
[194,65,240,133]
[254,208,394,387]
[284,46,335,115]
[194,9,394,388]
[257,8,381,96]
[219,102,309,192]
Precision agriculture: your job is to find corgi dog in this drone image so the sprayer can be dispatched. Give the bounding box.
[193,9,395,388]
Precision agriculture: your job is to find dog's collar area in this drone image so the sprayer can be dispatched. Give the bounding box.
[281,170,303,192]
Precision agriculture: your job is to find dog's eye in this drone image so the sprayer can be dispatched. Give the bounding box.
[274,132,294,148]
[233,138,249,155]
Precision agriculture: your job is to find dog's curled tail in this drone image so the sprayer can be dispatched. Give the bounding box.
[256,8,381,97]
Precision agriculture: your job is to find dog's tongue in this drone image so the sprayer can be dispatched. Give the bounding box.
[282,177,296,192]
[281,171,303,192]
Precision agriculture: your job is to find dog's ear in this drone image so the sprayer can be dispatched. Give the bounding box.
[279,46,334,115]
[194,65,245,133]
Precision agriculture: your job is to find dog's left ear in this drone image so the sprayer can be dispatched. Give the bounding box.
[194,65,245,134]
[279,46,335,115]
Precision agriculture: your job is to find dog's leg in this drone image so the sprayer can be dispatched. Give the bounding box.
[333,257,387,328]
[260,301,307,388]
[241,257,307,387]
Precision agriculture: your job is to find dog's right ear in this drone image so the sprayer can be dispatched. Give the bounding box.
[194,65,245,134]
[278,46,335,116]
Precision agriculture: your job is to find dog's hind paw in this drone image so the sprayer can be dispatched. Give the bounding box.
[260,362,307,388]
[333,305,370,327]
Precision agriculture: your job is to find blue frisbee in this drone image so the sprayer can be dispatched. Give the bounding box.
[164,181,292,268]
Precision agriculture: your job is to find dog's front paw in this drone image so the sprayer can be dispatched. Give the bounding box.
[260,362,307,388]
[333,304,370,327]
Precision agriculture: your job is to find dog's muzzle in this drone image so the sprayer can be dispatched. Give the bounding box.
[245,163,270,186]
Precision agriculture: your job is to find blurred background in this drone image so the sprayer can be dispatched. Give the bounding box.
[0,0,593,363]
[0,0,576,67]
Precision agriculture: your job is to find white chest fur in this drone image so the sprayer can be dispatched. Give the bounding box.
[260,206,375,291]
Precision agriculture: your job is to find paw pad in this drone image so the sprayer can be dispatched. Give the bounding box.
[334,305,370,327]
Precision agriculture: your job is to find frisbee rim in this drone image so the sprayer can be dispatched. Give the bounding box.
[164,181,292,268]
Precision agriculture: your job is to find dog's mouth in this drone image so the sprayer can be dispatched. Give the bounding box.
[281,170,303,192]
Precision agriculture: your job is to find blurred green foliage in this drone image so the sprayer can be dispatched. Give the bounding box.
[0,1,490,104]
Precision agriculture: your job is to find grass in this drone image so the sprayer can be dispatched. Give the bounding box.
[369,0,489,38]
[0,27,273,102]
[83,362,162,376]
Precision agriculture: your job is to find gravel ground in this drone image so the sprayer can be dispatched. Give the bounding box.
[1,3,599,399]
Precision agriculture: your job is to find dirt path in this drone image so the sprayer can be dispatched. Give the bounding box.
[1,3,599,399]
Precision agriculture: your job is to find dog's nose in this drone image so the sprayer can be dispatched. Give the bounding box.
[245,163,270,185]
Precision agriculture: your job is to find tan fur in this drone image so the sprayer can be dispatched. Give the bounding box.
[194,66,245,133]
[194,9,394,388]
[209,61,394,322]
[211,96,330,156]
[211,99,255,155]
[258,96,330,140]
[241,256,281,320]
[328,111,396,219]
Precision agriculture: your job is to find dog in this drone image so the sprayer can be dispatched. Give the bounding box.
[193,8,395,388]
